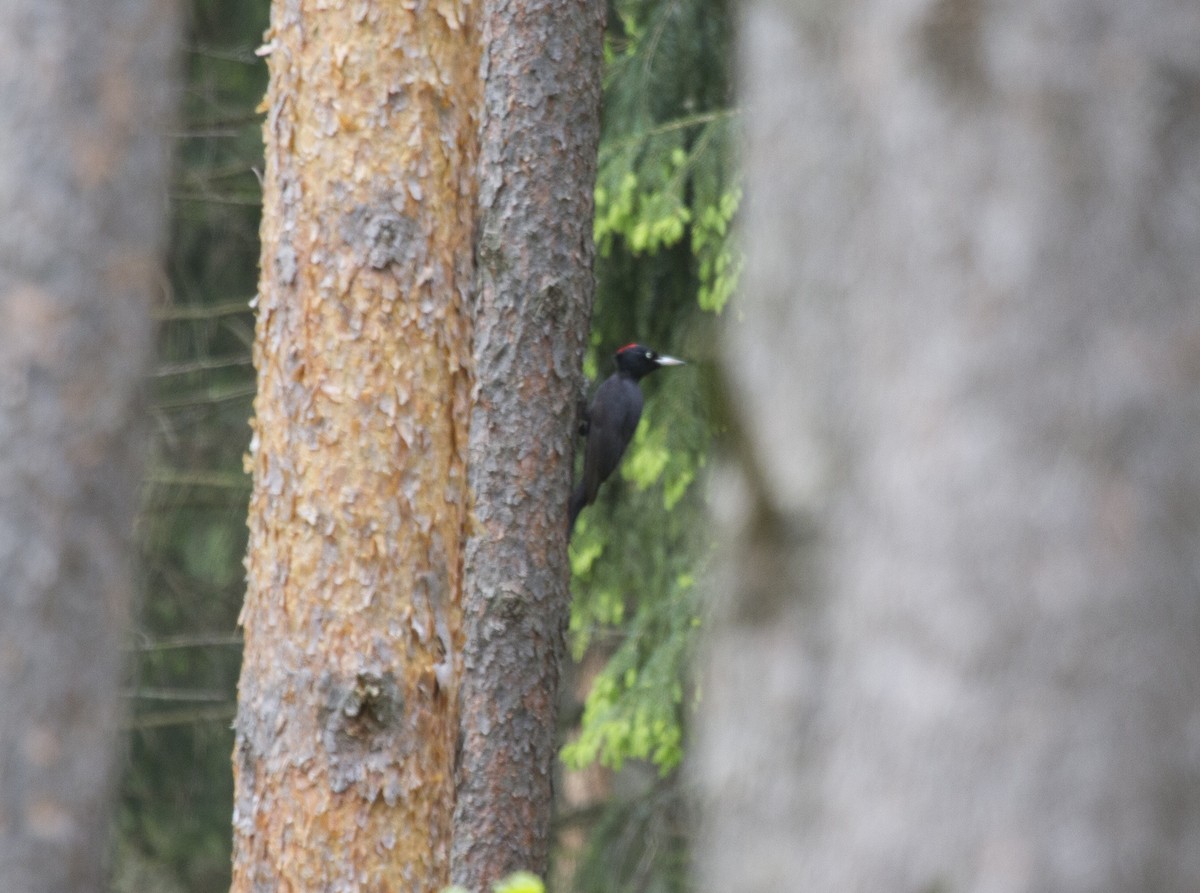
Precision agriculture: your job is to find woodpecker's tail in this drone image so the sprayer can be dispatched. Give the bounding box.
[568,483,588,535]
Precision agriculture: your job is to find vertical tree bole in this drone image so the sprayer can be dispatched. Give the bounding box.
[452,0,605,886]
[0,2,179,890]
[232,1,480,889]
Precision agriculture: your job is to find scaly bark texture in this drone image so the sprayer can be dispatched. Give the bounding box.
[231,0,479,889]
[451,0,604,886]
[697,0,1200,891]
[0,1,179,890]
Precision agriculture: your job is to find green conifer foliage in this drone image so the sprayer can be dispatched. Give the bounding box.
[563,0,738,888]
[568,0,738,776]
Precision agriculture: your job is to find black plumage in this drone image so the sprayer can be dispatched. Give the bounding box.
[569,344,684,532]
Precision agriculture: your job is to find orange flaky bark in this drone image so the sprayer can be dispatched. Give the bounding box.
[232,1,480,889]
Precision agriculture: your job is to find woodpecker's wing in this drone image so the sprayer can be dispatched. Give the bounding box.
[582,423,625,503]
[580,376,644,504]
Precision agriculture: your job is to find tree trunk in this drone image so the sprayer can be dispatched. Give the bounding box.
[698,0,1200,891]
[451,0,604,886]
[231,1,479,889]
[0,1,179,890]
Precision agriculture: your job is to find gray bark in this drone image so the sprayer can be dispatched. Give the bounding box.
[451,0,604,886]
[697,0,1200,890]
[0,1,179,891]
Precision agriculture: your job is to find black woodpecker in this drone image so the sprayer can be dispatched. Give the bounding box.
[569,343,685,532]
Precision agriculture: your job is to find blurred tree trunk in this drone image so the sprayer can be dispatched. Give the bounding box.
[232,0,599,888]
[0,1,179,891]
[451,0,603,882]
[698,0,1200,891]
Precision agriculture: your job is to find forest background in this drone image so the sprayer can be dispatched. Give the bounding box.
[7,0,1200,890]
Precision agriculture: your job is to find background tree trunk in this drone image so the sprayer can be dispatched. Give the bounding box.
[451,0,604,886]
[231,1,479,889]
[0,1,180,890]
[698,0,1200,890]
